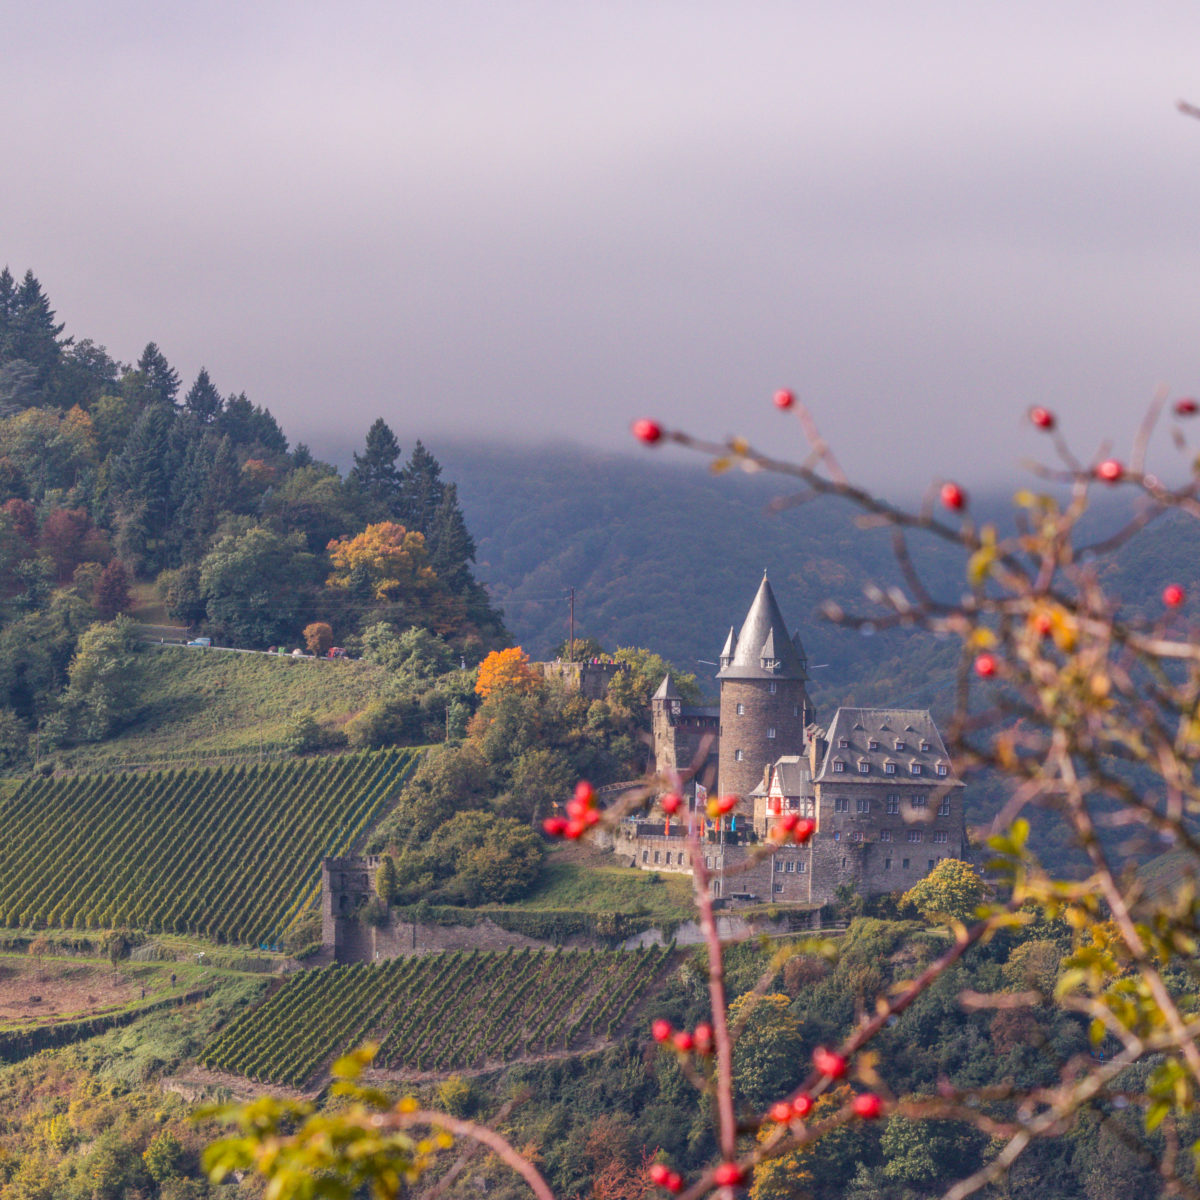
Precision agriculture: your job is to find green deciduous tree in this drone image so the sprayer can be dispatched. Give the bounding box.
[53,615,141,744]
[900,858,984,925]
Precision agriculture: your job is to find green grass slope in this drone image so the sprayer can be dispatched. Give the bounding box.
[0,749,419,945]
[51,643,395,769]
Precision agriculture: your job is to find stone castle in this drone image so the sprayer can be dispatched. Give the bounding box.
[617,574,966,905]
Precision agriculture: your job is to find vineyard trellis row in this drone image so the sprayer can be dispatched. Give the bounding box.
[0,749,420,945]
[200,944,674,1088]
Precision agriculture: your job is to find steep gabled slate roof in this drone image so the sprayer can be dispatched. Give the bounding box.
[652,673,682,701]
[812,707,962,785]
[717,574,808,682]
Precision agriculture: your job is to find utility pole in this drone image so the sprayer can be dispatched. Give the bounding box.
[566,587,576,661]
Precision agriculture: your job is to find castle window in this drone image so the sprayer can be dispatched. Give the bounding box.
[735,749,744,761]
[920,740,931,752]
[851,830,863,842]
[654,851,661,863]
[934,830,948,843]
[798,860,806,873]
[768,682,778,694]
[936,763,948,777]
[775,858,783,872]
[793,704,800,716]
[902,858,910,869]
[938,796,951,816]
[887,794,900,814]
[664,852,671,865]
[910,763,922,776]
[907,830,923,842]
[928,859,936,870]
[841,857,847,868]
[838,737,849,748]
[786,860,795,873]
[642,850,649,863]
[775,883,784,893]
[911,795,928,811]
[736,703,745,715]
[884,761,896,775]
[834,797,848,813]
[857,761,869,774]
[895,739,905,751]
[885,858,892,870]
[868,739,879,750]
[880,828,893,842]
[768,727,776,739]
[832,759,845,773]
[834,831,841,841]
[706,856,713,869]
[856,797,870,813]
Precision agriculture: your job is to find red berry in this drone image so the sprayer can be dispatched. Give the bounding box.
[773,389,795,410]
[661,793,682,815]
[974,653,997,678]
[565,798,586,819]
[940,482,965,511]
[779,812,799,832]
[1029,406,1056,430]
[792,818,816,844]
[649,1164,671,1186]
[1164,584,1186,607]
[583,808,601,826]
[672,1030,694,1052]
[541,817,566,836]
[651,1019,673,1043]
[716,795,737,815]
[769,1101,793,1123]
[632,418,663,445]
[1095,458,1124,484]
[852,1092,883,1119]
[574,781,595,806]
[565,819,586,839]
[791,1094,813,1118]
[1032,612,1053,637]
[813,1047,846,1078]
[1175,398,1199,416]
[693,1022,714,1054]
[713,1163,745,1187]
[664,1172,683,1194]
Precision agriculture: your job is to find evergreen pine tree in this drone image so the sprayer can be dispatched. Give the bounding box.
[183,367,223,423]
[399,439,444,535]
[136,343,181,406]
[428,481,477,590]
[349,418,404,520]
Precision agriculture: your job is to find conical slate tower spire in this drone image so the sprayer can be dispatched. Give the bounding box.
[717,573,808,681]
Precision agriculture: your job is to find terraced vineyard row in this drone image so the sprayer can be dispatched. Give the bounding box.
[0,749,418,945]
[201,944,673,1086]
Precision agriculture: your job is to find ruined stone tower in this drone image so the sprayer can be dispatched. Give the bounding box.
[717,574,813,803]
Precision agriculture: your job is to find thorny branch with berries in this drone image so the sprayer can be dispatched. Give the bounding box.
[203,390,1200,1199]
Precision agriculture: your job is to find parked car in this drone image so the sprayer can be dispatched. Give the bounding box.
[187,637,212,647]
[327,647,346,658]
[291,648,308,657]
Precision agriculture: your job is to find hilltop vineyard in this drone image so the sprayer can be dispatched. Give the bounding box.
[202,944,673,1086]
[0,749,418,945]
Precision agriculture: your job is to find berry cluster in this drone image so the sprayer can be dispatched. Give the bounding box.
[768,812,816,845]
[541,782,600,839]
[651,1018,714,1056]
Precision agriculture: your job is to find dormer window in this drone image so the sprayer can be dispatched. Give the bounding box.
[920,740,931,752]
[884,761,896,775]
[894,739,906,752]
[936,763,948,777]
[838,737,849,748]
[910,763,922,776]
[832,759,846,773]
[868,739,879,751]
[857,760,869,774]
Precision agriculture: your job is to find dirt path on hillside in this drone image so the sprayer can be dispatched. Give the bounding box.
[0,959,139,1024]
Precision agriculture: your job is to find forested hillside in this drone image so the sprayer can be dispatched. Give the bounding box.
[0,267,506,770]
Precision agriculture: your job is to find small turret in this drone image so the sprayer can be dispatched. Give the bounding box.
[719,627,736,670]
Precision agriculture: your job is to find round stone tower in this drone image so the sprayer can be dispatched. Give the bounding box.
[717,574,813,803]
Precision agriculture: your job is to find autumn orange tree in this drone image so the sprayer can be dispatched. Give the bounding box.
[474,645,540,699]
[326,521,437,602]
[207,392,1200,1199]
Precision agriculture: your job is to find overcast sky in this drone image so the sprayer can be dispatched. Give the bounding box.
[5,2,1200,492]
